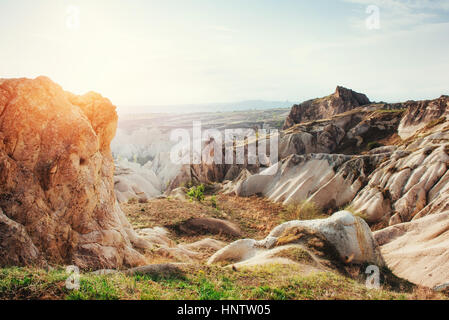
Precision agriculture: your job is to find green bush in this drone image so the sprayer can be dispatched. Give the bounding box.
[187,184,205,202]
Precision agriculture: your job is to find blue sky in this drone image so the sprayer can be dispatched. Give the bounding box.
[1,0,448,109]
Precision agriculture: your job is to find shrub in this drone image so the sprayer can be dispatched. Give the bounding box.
[284,201,326,221]
[187,184,205,202]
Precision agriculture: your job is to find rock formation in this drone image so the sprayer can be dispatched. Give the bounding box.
[172,86,449,289]
[283,86,371,130]
[234,153,386,211]
[0,77,150,269]
[374,212,449,288]
[398,95,449,139]
[208,211,383,268]
[114,159,163,203]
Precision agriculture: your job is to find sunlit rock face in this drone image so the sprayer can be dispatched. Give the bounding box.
[0,77,149,269]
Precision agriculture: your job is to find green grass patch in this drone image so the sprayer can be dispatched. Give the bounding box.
[0,265,445,300]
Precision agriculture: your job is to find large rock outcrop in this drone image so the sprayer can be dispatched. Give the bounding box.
[351,131,449,224]
[283,86,371,130]
[0,77,150,269]
[234,153,387,211]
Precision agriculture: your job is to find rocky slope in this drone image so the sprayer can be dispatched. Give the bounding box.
[0,77,152,269]
[170,86,449,289]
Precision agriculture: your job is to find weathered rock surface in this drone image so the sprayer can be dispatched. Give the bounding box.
[114,159,163,203]
[0,77,150,269]
[283,86,371,130]
[374,212,449,288]
[235,153,386,211]
[351,131,449,224]
[208,211,383,267]
[170,104,404,193]
[398,95,449,139]
[0,208,46,267]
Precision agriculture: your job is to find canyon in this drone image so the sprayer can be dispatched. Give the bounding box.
[1,77,448,297]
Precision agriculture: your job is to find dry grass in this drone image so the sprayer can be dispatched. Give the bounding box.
[121,194,287,241]
[282,201,328,222]
[1,264,445,300]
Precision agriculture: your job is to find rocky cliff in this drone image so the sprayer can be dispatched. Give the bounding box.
[283,86,371,130]
[0,77,150,269]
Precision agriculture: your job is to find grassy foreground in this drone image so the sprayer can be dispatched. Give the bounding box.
[0,264,444,300]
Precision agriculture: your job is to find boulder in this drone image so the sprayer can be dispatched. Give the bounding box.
[208,211,383,267]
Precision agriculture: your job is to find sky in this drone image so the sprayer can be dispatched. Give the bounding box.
[1,0,449,112]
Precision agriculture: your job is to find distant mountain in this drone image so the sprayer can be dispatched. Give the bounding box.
[117,100,294,115]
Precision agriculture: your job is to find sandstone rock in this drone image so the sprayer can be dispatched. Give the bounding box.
[351,133,449,224]
[208,211,383,267]
[169,103,403,191]
[374,212,449,288]
[0,77,150,269]
[398,95,449,139]
[283,86,370,130]
[236,153,386,212]
[114,159,163,203]
[114,159,164,203]
[0,209,46,267]
[165,187,188,201]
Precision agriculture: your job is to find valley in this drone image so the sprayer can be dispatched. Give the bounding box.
[1,77,448,300]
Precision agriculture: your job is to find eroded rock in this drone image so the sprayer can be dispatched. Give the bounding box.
[374,212,449,288]
[0,77,150,269]
[208,211,383,267]
[283,86,371,130]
